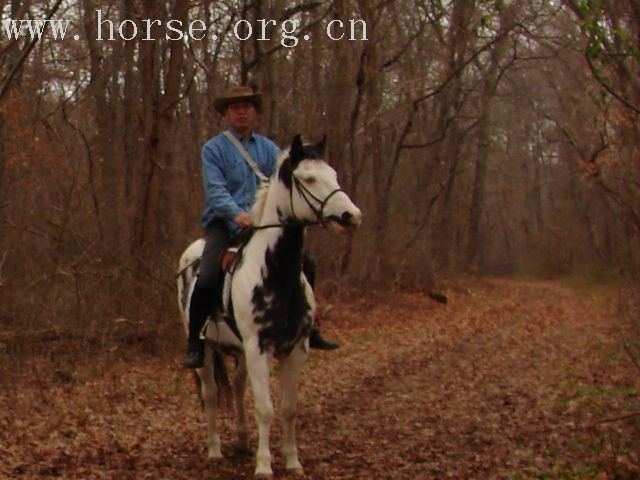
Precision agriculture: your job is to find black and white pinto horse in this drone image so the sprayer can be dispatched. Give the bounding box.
[177,135,362,478]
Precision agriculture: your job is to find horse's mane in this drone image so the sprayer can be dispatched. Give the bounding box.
[251,148,290,224]
[251,182,270,224]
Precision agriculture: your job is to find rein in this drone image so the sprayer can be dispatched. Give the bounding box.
[251,171,344,231]
[251,219,319,230]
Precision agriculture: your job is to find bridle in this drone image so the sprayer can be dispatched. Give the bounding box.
[252,166,344,231]
[290,174,344,227]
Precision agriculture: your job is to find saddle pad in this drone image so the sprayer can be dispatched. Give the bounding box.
[222,270,232,314]
[220,246,239,273]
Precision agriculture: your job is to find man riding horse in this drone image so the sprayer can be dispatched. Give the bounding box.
[184,85,339,369]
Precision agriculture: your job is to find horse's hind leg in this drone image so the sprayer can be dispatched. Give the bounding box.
[233,356,250,452]
[199,346,222,460]
[279,344,307,475]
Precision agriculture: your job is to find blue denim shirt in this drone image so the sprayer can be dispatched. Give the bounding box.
[200,128,280,233]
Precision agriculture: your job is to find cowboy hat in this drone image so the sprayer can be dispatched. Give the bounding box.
[214,86,262,114]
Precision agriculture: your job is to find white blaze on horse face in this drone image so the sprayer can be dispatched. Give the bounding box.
[292,160,362,228]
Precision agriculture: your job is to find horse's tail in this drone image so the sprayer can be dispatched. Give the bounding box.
[192,349,233,409]
[213,349,232,408]
[193,370,204,409]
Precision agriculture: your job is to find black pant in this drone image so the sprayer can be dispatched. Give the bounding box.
[195,219,232,290]
[187,219,231,348]
[302,252,316,289]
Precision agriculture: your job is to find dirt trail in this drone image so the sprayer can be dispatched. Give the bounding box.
[1,279,638,479]
[300,279,637,479]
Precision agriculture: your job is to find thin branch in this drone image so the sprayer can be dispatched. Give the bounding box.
[380,11,435,71]
[404,182,445,249]
[562,0,640,113]
[623,342,640,374]
[281,1,324,20]
[386,22,520,194]
[594,411,640,425]
[0,250,7,286]
[243,5,333,72]
[60,101,103,237]
[0,0,64,102]
[584,52,640,114]
[401,115,455,150]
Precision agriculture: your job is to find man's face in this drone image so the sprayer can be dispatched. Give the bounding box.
[224,101,257,133]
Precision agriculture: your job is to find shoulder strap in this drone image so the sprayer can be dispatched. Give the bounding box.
[223,130,269,184]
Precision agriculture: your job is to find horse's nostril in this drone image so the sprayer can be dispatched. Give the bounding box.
[341,212,353,222]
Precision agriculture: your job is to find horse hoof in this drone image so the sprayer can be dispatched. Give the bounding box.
[254,474,273,480]
[286,467,305,477]
[207,450,223,461]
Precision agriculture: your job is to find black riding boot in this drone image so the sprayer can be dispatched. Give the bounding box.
[184,284,217,368]
[309,327,340,350]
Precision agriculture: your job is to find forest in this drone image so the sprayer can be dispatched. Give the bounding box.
[0,1,639,478]
[1,0,639,323]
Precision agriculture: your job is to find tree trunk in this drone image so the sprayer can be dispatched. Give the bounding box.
[157,0,189,249]
[466,1,516,271]
[122,0,138,253]
[433,0,476,272]
[83,0,119,250]
[134,0,189,257]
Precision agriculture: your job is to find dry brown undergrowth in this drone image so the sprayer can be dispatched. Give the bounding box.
[0,278,638,479]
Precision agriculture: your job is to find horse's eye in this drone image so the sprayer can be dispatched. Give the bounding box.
[305,177,316,185]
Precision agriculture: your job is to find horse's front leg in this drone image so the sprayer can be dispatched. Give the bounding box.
[198,345,222,460]
[279,342,308,475]
[233,356,250,452]
[244,339,274,478]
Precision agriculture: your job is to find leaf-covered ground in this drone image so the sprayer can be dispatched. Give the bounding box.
[1,278,638,479]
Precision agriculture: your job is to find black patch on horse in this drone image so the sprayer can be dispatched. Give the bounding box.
[278,158,294,190]
[251,226,311,355]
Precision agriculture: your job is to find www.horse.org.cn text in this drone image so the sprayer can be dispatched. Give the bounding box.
[1,10,368,48]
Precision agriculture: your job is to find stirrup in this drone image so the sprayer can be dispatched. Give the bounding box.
[184,340,205,368]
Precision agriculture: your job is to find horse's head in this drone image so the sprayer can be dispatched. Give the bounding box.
[278,135,362,233]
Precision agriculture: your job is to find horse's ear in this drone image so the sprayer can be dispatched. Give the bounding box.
[290,134,304,168]
[316,135,327,157]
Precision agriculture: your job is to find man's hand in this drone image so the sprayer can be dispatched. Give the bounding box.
[234,212,253,228]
